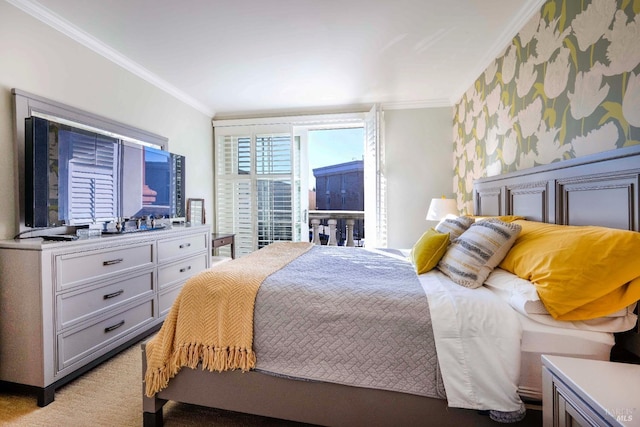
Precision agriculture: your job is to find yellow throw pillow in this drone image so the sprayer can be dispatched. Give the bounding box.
[411,229,450,274]
[500,220,640,320]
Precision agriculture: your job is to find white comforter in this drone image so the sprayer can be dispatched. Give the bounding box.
[420,270,524,412]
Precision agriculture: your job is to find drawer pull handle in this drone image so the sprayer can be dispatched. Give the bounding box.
[103,258,124,266]
[103,289,124,300]
[104,320,125,333]
[179,243,191,249]
[179,266,192,273]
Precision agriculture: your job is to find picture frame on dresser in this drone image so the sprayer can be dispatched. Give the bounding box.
[187,198,205,225]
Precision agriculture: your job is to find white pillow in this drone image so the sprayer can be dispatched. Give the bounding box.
[484,268,550,315]
[485,268,638,333]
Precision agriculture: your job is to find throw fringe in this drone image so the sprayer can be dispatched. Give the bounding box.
[145,342,256,397]
[144,242,313,397]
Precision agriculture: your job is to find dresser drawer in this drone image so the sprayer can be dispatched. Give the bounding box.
[57,270,154,330]
[57,243,154,290]
[552,374,606,426]
[158,285,183,317]
[157,253,208,289]
[158,233,207,263]
[57,299,154,371]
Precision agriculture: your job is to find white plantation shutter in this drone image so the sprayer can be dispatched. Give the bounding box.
[216,134,254,256]
[256,178,291,247]
[255,133,293,248]
[216,177,253,254]
[256,134,290,174]
[364,104,387,248]
[62,130,119,224]
[215,126,298,256]
[292,133,308,245]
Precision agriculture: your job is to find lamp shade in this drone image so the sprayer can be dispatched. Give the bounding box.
[426,198,458,221]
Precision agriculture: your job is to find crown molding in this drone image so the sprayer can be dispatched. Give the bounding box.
[381,98,453,110]
[212,111,367,128]
[449,0,545,105]
[6,0,215,117]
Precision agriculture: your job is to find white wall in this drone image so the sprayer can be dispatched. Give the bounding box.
[0,2,213,240]
[384,107,453,248]
[0,2,455,245]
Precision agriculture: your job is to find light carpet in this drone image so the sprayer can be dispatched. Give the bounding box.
[0,340,309,427]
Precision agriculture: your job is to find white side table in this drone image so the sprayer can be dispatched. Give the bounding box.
[542,355,640,426]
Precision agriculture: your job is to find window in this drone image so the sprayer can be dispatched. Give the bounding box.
[213,109,385,255]
[215,126,298,256]
[255,133,293,248]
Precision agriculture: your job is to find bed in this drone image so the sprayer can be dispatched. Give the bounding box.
[142,145,640,427]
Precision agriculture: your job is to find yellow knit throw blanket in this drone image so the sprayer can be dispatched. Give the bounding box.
[144,241,313,397]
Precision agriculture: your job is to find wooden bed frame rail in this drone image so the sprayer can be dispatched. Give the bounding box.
[141,344,515,427]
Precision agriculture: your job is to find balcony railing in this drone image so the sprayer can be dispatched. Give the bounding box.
[308,210,364,247]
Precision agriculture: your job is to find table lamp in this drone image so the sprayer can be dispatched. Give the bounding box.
[426,197,458,221]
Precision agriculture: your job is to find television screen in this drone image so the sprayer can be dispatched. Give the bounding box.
[25,116,120,227]
[59,125,121,225]
[121,143,173,219]
[25,116,185,228]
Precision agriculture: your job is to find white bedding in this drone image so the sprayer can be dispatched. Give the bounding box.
[516,311,614,400]
[420,270,524,412]
[485,268,637,332]
[395,251,620,408]
[483,268,617,400]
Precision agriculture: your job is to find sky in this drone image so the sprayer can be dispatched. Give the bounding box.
[307,127,364,190]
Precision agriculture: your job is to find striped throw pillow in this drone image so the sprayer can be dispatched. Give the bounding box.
[437,218,522,289]
[434,216,474,242]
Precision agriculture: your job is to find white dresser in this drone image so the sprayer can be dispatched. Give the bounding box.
[542,355,640,427]
[0,224,210,406]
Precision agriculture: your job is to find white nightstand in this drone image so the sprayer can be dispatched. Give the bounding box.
[542,355,640,426]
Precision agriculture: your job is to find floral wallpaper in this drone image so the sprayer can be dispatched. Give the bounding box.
[453,0,640,214]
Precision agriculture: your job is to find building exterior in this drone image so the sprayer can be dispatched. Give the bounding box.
[312,160,364,245]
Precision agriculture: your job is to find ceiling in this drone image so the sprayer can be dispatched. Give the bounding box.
[11,0,542,117]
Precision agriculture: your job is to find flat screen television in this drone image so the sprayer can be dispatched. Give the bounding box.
[25,116,185,228]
